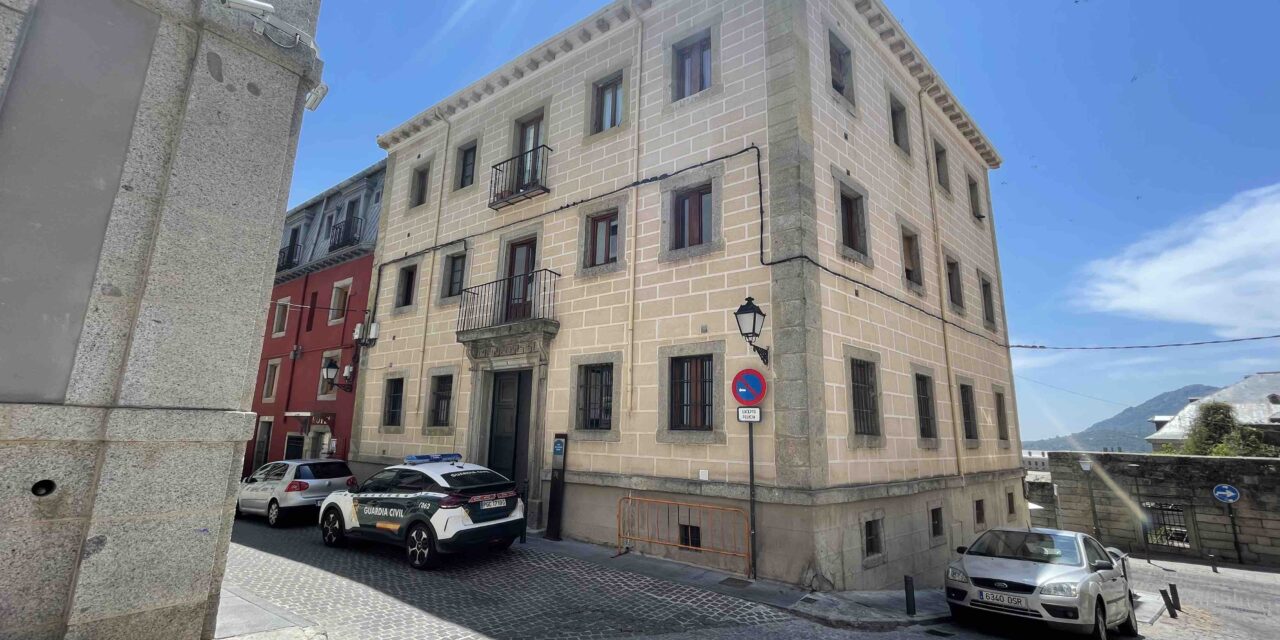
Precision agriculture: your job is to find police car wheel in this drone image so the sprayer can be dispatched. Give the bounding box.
[406,523,439,570]
[267,500,283,527]
[320,508,346,547]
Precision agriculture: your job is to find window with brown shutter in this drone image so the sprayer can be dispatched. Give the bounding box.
[587,211,619,267]
[840,191,868,257]
[593,74,623,133]
[672,185,712,250]
[670,355,713,430]
[429,375,453,427]
[674,33,712,101]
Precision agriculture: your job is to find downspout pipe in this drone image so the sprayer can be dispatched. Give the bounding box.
[916,79,966,480]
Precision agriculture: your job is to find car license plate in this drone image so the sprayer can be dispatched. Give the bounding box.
[979,591,1025,608]
[481,499,507,509]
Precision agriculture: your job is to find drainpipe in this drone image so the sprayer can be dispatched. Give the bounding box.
[409,106,452,446]
[625,1,644,418]
[916,80,966,480]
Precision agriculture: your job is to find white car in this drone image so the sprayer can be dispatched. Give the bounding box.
[317,453,525,569]
[237,459,356,527]
[945,527,1138,638]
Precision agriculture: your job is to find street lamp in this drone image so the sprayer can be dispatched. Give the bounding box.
[734,297,769,366]
[1079,456,1101,538]
[321,359,354,392]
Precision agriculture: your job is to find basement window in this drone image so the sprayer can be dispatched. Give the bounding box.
[679,524,702,551]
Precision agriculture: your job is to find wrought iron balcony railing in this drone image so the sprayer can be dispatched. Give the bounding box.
[276,244,302,271]
[457,269,559,333]
[328,216,362,252]
[489,145,552,210]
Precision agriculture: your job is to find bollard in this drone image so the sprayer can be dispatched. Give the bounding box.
[1159,589,1177,619]
[904,575,916,616]
[1209,553,1218,573]
[1169,583,1181,611]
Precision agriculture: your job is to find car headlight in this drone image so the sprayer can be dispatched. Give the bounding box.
[946,566,969,583]
[1040,582,1079,597]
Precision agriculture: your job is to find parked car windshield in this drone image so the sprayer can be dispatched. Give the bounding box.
[441,469,509,488]
[966,530,1082,566]
[296,462,352,479]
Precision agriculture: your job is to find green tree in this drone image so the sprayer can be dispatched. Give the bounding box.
[1181,401,1280,457]
[1181,402,1237,455]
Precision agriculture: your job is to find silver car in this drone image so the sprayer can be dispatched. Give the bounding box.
[237,459,356,527]
[945,527,1137,638]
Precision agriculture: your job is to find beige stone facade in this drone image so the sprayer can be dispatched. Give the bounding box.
[352,0,1023,590]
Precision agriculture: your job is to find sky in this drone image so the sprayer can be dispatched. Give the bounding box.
[288,1,1280,443]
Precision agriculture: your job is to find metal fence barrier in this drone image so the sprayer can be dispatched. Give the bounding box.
[617,496,751,576]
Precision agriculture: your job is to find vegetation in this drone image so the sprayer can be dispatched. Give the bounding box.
[1172,401,1280,457]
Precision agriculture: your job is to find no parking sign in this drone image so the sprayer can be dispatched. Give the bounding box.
[732,369,767,406]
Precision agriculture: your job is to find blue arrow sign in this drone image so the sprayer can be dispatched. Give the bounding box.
[1213,484,1240,504]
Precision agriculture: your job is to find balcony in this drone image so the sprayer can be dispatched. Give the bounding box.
[328,216,362,252]
[276,244,301,271]
[457,269,560,341]
[489,145,552,210]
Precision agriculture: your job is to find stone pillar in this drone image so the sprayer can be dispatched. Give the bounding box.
[0,1,321,638]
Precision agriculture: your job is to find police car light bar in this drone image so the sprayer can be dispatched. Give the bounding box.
[405,453,462,464]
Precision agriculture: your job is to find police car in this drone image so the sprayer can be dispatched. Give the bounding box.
[317,453,525,569]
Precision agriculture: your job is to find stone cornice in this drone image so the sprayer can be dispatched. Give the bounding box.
[852,0,1002,168]
[377,0,650,151]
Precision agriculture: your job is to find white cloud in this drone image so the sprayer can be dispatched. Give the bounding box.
[1082,183,1280,337]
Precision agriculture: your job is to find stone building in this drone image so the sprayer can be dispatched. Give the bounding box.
[1047,451,1280,567]
[1147,372,1280,450]
[352,0,1022,589]
[245,161,385,476]
[0,0,321,637]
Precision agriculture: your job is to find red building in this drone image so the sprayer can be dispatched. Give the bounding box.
[244,161,384,476]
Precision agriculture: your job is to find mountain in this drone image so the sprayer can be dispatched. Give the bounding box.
[1022,384,1220,453]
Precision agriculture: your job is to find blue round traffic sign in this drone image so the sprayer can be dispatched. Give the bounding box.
[1213,484,1240,504]
[732,369,767,407]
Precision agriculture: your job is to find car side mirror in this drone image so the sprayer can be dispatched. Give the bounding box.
[956,546,968,555]
[1092,560,1114,572]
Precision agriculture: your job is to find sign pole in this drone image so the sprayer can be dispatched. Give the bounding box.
[1228,502,1243,564]
[748,421,757,580]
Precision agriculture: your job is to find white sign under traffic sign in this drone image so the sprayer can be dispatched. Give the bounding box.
[737,407,761,423]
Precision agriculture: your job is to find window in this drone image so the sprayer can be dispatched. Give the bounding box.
[361,469,399,493]
[271,299,289,335]
[579,364,614,430]
[456,142,477,189]
[329,280,350,323]
[411,164,430,207]
[980,272,997,327]
[828,32,854,104]
[840,190,868,257]
[670,355,713,430]
[850,358,880,436]
[586,210,619,267]
[674,31,712,100]
[262,360,280,402]
[995,391,1009,441]
[863,518,883,557]
[671,184,712,250]
[930,507,944,538]
[1007,491,1017,517]
[395,470,430,493]
[395,264,417,308]
[443,254,466,298]
[429,375,453,427]
[946,257,964,309]
[322,214,332,237]
[889,95,909,153]
[901,227,923,288]
[915,373,936,439]
[967,175,985,220]
[593,73,623,133]
[318,353,338,397]
[960,383,978,440]
[974,499,986,528]
[374,190,382,203]
[679,524,702,549]
[344,199,358,224]
[933,140,950,193]
[383,377,405,426]
[297,461,352,480]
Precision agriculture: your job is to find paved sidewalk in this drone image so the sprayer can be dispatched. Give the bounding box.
[529,536,948,629]
[215,584,326,640]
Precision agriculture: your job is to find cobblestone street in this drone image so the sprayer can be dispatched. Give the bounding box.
[225,518,1278,640]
